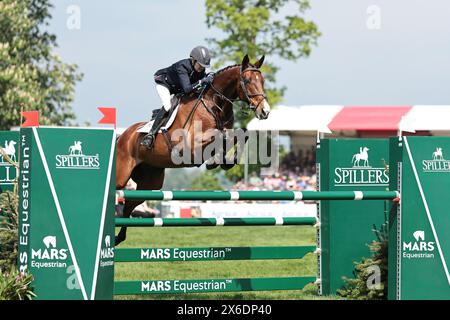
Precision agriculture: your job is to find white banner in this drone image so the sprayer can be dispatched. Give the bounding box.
[161,201,316,218]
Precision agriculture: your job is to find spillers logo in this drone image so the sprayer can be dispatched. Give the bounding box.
[55,141,100,170]
[403,230,435,259]
[334,147,389,187]
[100,235,114,267]
[422,147,450,172]
[31,235,68,268]
[0,140,18,186]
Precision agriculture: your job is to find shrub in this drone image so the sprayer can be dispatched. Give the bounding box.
[0,191,34,300]
[0,267,35,300]
[0,191,19,273]
[337,218,388,300]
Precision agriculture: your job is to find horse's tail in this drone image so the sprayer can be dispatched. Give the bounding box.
[351,154,356,164]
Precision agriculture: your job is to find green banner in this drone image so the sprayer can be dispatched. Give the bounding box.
[318,138,390,295]
[18,127,116,300]
[114,277,316,295]
[115,246,316,262]
[389,136,450,299]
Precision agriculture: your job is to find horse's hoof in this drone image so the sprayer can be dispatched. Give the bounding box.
[114,236,123,246]
[220,164,235,170]
[206,163,219,170]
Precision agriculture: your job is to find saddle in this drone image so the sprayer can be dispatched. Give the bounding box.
[137,94,182,135]
[151,94,182,122]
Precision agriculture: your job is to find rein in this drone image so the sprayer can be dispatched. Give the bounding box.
[181,85,208,129]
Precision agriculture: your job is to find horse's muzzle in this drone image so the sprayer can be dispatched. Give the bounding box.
[257,109,270,120]
[255,100,271,120]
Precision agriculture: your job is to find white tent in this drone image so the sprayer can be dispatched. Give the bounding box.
[247,105,450,133]
[247,105,344,133]
[247,105,450,151]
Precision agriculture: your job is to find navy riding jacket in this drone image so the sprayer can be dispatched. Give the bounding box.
[154,59,205,95]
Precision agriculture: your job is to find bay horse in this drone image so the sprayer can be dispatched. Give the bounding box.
[115,54,271,245]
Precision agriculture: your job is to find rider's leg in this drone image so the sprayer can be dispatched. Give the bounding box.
[155,84,172,112]
[141,85,171,149]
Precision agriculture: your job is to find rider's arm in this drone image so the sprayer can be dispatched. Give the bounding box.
[176,63,196,94]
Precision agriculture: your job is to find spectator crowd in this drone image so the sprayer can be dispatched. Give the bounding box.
[232,147,317,191]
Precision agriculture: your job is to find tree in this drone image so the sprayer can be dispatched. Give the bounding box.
[205,0,321,127]
[190,170,224,190]
[162,168,202,190]
[0,0,82,130]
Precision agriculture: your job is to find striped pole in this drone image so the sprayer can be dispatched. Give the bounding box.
[115,217,318,227]
[116,190,400,202]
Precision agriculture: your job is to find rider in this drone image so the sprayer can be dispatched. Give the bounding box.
[141,46,215,149]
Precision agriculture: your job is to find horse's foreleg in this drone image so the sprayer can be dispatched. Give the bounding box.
[221,129,248,171]
[204,130,224,170]
[115,164,165,246]
[205,148,221,170]
[205,142,220,170]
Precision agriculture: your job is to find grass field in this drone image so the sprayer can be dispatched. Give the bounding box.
[114,225,338,300]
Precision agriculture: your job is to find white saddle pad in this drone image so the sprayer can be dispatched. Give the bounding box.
[137,105,180,134]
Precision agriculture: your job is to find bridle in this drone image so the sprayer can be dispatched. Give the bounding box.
[183,66,267,130]
[208,66,267,113]
[239,67,267,111]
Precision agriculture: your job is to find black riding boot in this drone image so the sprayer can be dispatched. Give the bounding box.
[141,108,169,149]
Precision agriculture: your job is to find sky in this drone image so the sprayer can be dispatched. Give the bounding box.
[47,0,450,128]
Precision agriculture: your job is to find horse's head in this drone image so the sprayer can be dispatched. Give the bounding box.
[239,55,271,120]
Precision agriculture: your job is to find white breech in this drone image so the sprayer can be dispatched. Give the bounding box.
[156,84,172,112]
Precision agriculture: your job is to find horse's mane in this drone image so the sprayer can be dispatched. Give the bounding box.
[214,61,258,77]
[214,64,240,76]
[183,63,249,101]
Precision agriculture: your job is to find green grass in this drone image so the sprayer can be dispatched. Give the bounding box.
[114,225,337,300]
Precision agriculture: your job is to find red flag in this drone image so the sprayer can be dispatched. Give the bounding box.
[98,107,116,127]
[21,111,40,127]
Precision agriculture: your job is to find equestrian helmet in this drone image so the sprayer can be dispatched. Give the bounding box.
[190,46,211,68]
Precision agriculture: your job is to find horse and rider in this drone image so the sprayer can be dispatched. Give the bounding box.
[140,46,215,149]
[115,45,270,245]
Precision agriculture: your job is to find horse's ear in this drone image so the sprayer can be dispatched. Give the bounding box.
[241,54,250,70]
[254,55,265,68]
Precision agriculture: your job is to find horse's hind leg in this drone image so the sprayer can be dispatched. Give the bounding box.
[115,200,140,246]
[115,164,165,246]
[115,136,137,189]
